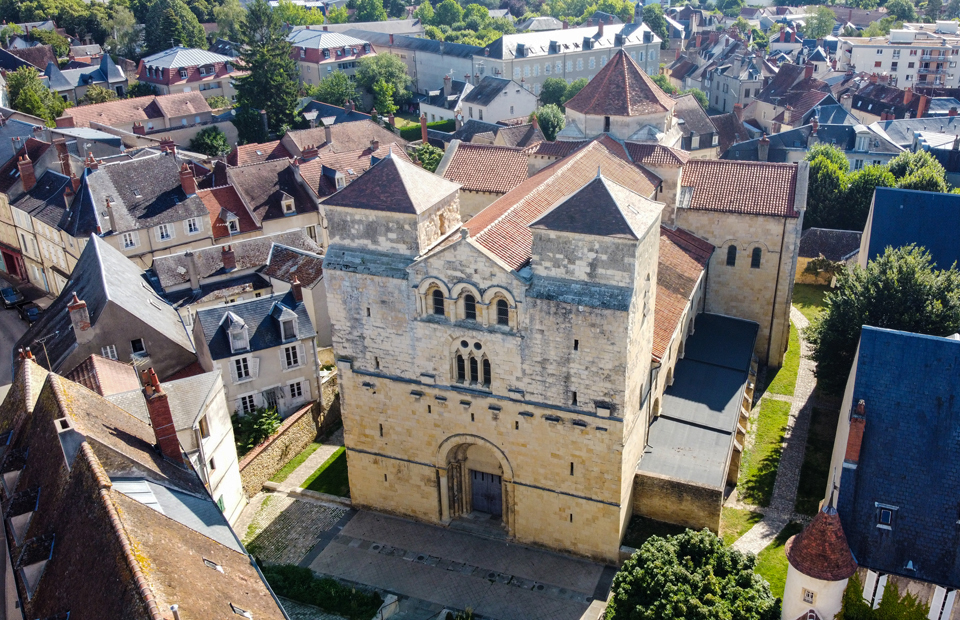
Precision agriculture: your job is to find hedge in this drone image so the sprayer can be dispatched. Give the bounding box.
[399,118,456,141]
[260,564,383,620]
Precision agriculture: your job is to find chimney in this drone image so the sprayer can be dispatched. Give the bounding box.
[598,19,604,37]
[697,33,703,47]
[758,133,770,161]
[344,100,354,113]
[733,103,743,121]
[811,117,819,134]
[17,155,36,192]
[68,292,92,341]
[55,115,75,129]
[370,137,380,151]
[455,114,463,130]
[324,123,333,145]
[54,138,70,176]
[302,143,319,159]
[676,47,681,60]
[185,251,199,291]
[179,163,197,196]
[221,245,236,271]
[84,151,99,170]
[917,94,930,119]
[133,122,146,135]
[562,20,569,29]
[389,33,394,45]
[159,137,176,153]
[532,113,539,131]
[420,113,428,143]
[841,93,853,111]
[950,107,959,117]
[443,73,451,93]
[783,105,793,125]
[291,276,303,303]
[804,63,814,80]
[141,368,183,465]
[844,400,866,466]
[953,135,959,150]
[70,174,81,192]
[105,198,118,232]
[790,30,796,42]
[903,87,913,105]
[388,113,395,128]
[869,73,878,84]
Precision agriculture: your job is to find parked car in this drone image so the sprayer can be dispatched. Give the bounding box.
[16,303,41,324]
[1,287,25,309]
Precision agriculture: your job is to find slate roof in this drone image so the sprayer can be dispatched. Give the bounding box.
[437,142,529,194]
[141,46,234,69]
[565,50,676,117]
[679,160,800,218]
[262,244,325,287]
[516,16,564,31]
[225,159,317,222]
[198,185,259,239]
[299,100,371,126]
[799,228,861,261]
[653,227,714,360]
[723,124,900,162]
[710,111,754,154]
[496,123,545,147]
[322,152,461,215]
[285,120,407,154]
[45,55,125,91]
[672,93,717,137]
[298,141,410,197]
[63,354,141,396]
[0,117,44,167]
[0,138,51,193]
[7,170,70,229]
[60,91,211,128]
[196,291,315,360]
[865,187,960,269]
[153,229,320,288]
[484,22,658,60]
[872,116,960,148]
[465,137,660,270]
[106,370,222,431]
[755,62,806,102]
[346,30,480,58]
[838,327,960,589]
[786,501,857,581]
[460,76,514,106]
[14,236,194,372]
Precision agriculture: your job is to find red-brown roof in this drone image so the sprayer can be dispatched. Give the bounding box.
[226,140,292,166]
[286,121,408,154]
[565,49,676,117]
[8,45,56,69]
[63,354,141,396]
[465,137,660,270]
[525,140,587,158]
[60,91,211,128]
[440,143,528,194]
[654,227,713,360]
[199,185,260,239]
[298,142,409,197]
[625,143,690,167]
[679,160,800,218]
[786,505,858,581]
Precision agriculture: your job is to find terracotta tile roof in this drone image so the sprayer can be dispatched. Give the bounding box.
[199,185,260,239]
[625,142,690,167]
[465,138,660,270]
[63,354,140,396]
[786,504,858,581]
[653,227,713,360]
[262,244,324,287]
[440,143,528,194]
[679,160,800,218]
[226,159,317,222]
[710,112,753,154]
[496,123,545,148]
[298,142,409,197]
[61,91,211,128]
[525,140,588,158]
[565,49,676,117]
[771,91,830,123]
[286,120,408,154]
[226,140,292,166]
[8,44,56,69]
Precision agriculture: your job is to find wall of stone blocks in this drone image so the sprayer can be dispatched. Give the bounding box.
[459,191,500,221]
[237,401,319,497]
[632,471,723,532]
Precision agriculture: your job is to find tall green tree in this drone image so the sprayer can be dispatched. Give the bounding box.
[309,71,358,107]
[885,0,917,21]
[532,104,564,140]
[539,77,568,107]
[807,143,850,172]
[274,0,325,25]
[104,5,140,59]
[414,0,435,24]
[947,0,960,18]
[888,150,948,192]
[642,3,670,49]
[215,0,247,39]
[563,77,588,104]
[190,125,231,156]
[605,529,778,620]
[326,4,349,22]
[145,0,207,53]
[355,0,387,21]
[234,0,301,142]
[807,6,837,39]
[355,53,412,103]
[435,0,464,25]
[0,23,23,48]
[6,66,70,125]
[30,29,71,58]
[805,156,847,229]
[843,165,895,231]
[372,78,398,115]
[926,0,943,21]
[807,245,960,394]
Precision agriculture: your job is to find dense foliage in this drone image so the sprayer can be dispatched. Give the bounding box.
[231,406,282,455]
[7,66,70,125]
[533,104,565,140]
[839,572,929,620]
[606,529,779,620]
[190,125,231,155]
[308,71,358,108]
[398,118,455,141]
[78,85,118,105]
[807,245,960,394]
[355,53,411,107]
[30,28,71,57]
[414,143,444,172]
[259,564,383,620]
[539,76,587,108]
[145,0,207,54]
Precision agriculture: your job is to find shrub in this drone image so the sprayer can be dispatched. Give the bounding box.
[232,406,282,455]
[260,564,383,620]
[399,118,455,141]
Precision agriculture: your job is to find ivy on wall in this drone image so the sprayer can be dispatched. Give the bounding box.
[839,572,930,620]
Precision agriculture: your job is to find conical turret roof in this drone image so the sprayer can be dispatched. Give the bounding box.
[564,49,676,117]
[786,497,858,581]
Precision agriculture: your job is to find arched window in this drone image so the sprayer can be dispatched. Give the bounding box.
[726,245,737,267]
[469,357,479,383]
[751,247,762,269]
[456,354,465,383]
[482,358,491,387]
[464,294,477,321]
[496,299,509,325]
[432,289,445,316]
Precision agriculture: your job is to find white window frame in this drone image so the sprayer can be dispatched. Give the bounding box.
[227,219,239,234]
[179,68,188,78]
[229,327,249,353]
[185,217,202,235]
[287,378,306,403]
[281,319,298,341]
[101,345,118,360]
[238,392,257,414]
[231,355,259,384]
[156,223,175,242]
[282,343,303,371]
[122,231,139,249]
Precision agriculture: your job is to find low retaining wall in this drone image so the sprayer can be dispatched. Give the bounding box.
[632,471,723,533]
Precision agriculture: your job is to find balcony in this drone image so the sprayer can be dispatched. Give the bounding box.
[918,67,946,74]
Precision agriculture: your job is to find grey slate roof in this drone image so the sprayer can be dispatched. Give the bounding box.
[0,117,44,168]
[805,104,861,126]
[46,55,126,91]
[141,46,234,69]
[196,291,315,360]
[722,124,899,162]
[866,187,960,269]
[460,76,513,107]
[484,22,657,60]
[638,313,758,488]
[344,30,482,59]
[161,273,271,306]
[672,93,717,138]
[530,175,657,239]
[299,100,370,124]
[106,370,222,432]
[8,170,70,229]
[838,326,960,589]
[872,116,960,148]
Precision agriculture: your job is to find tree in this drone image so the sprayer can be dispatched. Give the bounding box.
[215,0,247,38]
[563,77,588,104]
[127,81,159,98]
[716,0,744,17]
[0,23,23,48]
[207,95,232,109]
[327,4,349,22]
[355,0,387,21]
[642,3,670,49]
[807,245,960,394]
[234,0,301,141]
[947,0,960,19]
[274,0,325,25]
[388,0,407,18]
[807,143,850,173]
[806,6,836,39]
[533,104,564,140]
[414,0,436,24]
[372,78,398,115]
[843,165,895,231]
[6,66,69,125]
[190,125,231,156]
[806,157,847,229]
[309,71,358,107]
[104,6,140,59]
[926,0,943,21]
[683,88,709,109]
[79,85,118,105]
[414,143,444,172]
[888,150,948,193]
[356,53,412,103]
[732,16,752,33]
[540,77,569,107]
[605,529,778,620]
[651,73,679,94]
[231,406,282,455]
[885,0,917,21]
[30,29,71,58]
[435,0,465,26]
[145,0,207,54]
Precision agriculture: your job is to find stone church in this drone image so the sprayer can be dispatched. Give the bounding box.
[322,52,808,562]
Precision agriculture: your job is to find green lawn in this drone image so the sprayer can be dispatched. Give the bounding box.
[754,521,804,598]
[792,284,831,323]
[766,321,801,397]
[738,399,792,507]
[302,447,350,497]
[794,406,841,515]
[269,441,323,483]
[720,507,764,546]
[621,515,689,549]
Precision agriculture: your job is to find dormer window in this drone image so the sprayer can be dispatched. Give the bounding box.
[281,318,298,340]
[223,312,249,353]
[17,534,54,600]
[179,68,188,79]
[282,198,295,215]
[228,219,239,234]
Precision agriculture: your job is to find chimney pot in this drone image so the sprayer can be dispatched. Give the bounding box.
[370,138,380,151]
[17,155,37,192]
[758,133,770,161]
[420,113,428,143]
[68,292,92,339]
[221,245,236,271]
[292,276,303,303]
[598,20,604,37]
[179,163,197,196]
[845,399,867,465]
[733,103,743,121]
[142,367,183,465]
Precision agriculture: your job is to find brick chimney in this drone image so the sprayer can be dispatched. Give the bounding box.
[562,19,569,29]
[598,19,604,37]
[70,174,81,192]
[733,103,743,121]
[389,33,394,45]
[221,245,236,271]
[159,137,176,153]
[903,87,914,105]
[17,155,36,192]
[55,115,75,129]
[133,122,146,135]
[950,107,958,117]
[179,163,197,196]
[141,368,183,465]
[917,94,930,118]
[388,113,395,127]
[783,105,793,125]
[344,100,354,113]
[420,113,428,143]
[54,138,70,176]
[758,133,770,162]
[844,399,866,466]
[804,63,814,80]
[370,137,380,152]
[811,117,819,135]
[532,113,539,131]
[68,292,92,341]
[302,143,319,160]
[292,276,303,303]
[84,151,99,171]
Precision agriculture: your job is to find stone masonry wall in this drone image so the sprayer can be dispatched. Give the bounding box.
[632,471,723,532]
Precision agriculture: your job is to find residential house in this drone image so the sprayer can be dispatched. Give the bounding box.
[198,184,261,242]
[426,118,545,149]
[516,16,565,32]
[194,289,320,417]
[419,76,537,125]
[261,243,330,347]
[14,235,197,379]
[418,77,471,123]
[710,106,758,156]
[68,43,104,64]
[322,18,425,36]
[435,141,530,218]
[287,28,374,85]
[225,139,293,166]
[833,76,934,124]
[870,115,960,150]
[280,119,405,159]
[672,93,721,157]
[745,63,836,133]
[7,45,57,71]
[137,46,245,102]
[298,100,371,127]
[43,55,128,103]
[0,117,46,281]
[55,91,214,134]
[837,25,960,90]
[795,227,862,283]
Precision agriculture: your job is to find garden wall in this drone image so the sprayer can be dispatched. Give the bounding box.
[632,471,723,534]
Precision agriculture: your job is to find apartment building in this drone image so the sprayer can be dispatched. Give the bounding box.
[837,25,960,89]
[287,28,374,85]
[137,46,245,102]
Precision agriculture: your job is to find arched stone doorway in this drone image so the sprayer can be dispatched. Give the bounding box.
[437,435,515,535]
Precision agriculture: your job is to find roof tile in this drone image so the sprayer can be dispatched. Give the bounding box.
[565,49,676,117]
[680,160,800,217]
[440,143,528,194]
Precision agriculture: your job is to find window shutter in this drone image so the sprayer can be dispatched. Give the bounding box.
[229,361,238,384]
[297,343,305,367]
[929,588,947,620]
[155,227,162,242]
[872,575,888,609]
[280,347,288,370]
[941,590,957,620]
[250,356,260,379]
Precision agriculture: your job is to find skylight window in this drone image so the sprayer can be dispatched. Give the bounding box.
[133,189,142,197]
[203,558,225,573]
